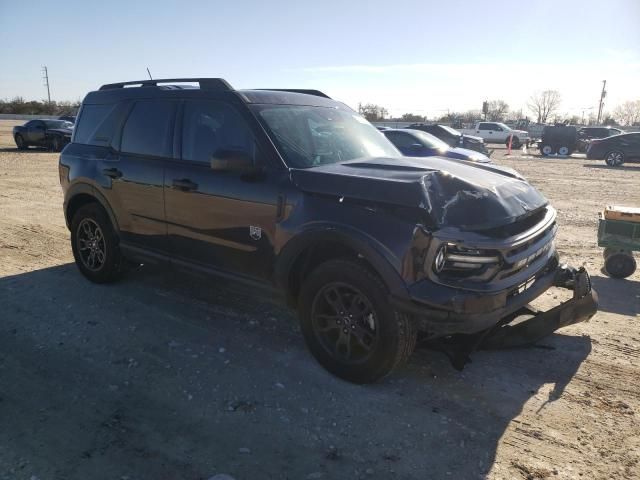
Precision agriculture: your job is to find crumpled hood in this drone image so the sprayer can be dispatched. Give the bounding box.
[290,156,548,230]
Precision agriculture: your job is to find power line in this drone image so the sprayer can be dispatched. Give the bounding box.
[42,66,51,103]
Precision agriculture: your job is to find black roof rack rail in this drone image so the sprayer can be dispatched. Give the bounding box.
[99,78,233,91]
[259,89,331,99]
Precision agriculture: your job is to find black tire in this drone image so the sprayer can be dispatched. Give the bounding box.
[540,144,555,156]
[15,134,27,150]
[506,137,521,149]
[604,251,636,279]
[605,150,625,167]
[557,146,570,156]
[298,259,416,384]
[51,136,63,152]
[70,203,124,283]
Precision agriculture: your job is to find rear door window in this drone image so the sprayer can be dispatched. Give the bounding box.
[385,131,418,148]
[121,100,176,157]
[74,104,116,145]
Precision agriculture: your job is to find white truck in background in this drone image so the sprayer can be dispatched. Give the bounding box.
[460,122,530,148]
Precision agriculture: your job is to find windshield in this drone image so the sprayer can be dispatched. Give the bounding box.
[410,130,449,150]
[44,120,73,129]
[439,125,461,136]
[252,105,400,168]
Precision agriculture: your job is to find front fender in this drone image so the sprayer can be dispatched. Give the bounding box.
[274,223,410,302]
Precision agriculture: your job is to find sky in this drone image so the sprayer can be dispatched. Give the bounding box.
[1,0,639,119]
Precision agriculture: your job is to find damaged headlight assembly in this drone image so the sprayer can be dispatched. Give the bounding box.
[433,242,501,275]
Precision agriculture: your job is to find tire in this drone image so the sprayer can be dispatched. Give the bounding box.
[604,251,636,279]
[540,144,555,156]
[15,134,28,150]
[51,136,63,152]
[506,137,521,149]
[298,259,416,384]
[557,146,570,156]
[70,203,124,283]
[605,150,625,167]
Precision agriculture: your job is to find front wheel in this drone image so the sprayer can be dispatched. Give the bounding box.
[15,134,27,150]
[540,144,555,156]
[299,259,416,383]
[605,150,625,167]
[506,137,521,149]
[557,146,570,156]
[70,203,124,283]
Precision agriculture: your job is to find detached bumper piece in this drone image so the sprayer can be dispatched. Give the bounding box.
[479,265,598,350]
[430,265,598,370]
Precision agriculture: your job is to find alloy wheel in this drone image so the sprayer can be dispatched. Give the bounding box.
[605,151,623,166]
[76,218,106,271]
[311,282,380,364]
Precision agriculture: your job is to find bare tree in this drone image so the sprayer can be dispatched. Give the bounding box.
[400,113,425,122]
[527,90,561,124]
[358,103,388,122]
[613,100,640,126]
[487,100,509,121]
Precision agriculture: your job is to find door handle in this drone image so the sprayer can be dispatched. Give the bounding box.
[172,178,198,191]
[102,167,122,179]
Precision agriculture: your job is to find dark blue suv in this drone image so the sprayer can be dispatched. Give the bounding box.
[59,78,597,383]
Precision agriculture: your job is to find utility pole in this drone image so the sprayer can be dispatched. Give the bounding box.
[42,66,51,103]
[596,80,606,124]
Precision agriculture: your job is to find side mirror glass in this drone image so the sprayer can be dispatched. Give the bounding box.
[210,148,255,173]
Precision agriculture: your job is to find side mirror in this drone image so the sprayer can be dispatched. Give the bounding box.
[210,149,254,172]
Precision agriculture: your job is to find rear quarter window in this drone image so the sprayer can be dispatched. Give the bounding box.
[74,104,118,146]
[120,100,176,158]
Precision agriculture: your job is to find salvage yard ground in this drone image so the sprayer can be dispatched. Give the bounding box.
[0,119,638,480]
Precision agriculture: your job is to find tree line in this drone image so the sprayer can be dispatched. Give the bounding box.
[0,97,81,115]
[359,92,640,126]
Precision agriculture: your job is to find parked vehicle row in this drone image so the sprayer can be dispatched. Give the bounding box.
[58,78,597,383]
[406,123,490,155]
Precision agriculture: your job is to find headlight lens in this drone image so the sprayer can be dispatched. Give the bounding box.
[433,242,501,276]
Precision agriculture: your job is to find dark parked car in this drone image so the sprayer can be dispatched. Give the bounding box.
[577,126,623,152]
[13,119,73,151]
[407,123,489,155]
[382,128,491,163]
[586,132,640,166]
[59,78,597,383]
[539,125,578,156]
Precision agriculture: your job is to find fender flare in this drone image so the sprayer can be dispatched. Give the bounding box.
[64,182,120,233]
[274,225,409,301]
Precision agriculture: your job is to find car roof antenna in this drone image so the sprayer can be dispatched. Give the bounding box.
[146,67,153,80]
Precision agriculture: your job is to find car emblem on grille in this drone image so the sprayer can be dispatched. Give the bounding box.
[249,225,262,240]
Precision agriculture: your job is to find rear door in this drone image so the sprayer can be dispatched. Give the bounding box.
[107,99,177,253]
[164,99,280,279]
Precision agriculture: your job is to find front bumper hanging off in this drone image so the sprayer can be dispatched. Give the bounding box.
[421,265,598,370]
[479,265,598,349]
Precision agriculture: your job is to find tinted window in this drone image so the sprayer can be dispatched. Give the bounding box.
[181,101,255,163]
[121,100,176,157]
[384,131,418,148]
[75,104,117,145]
[478,123,493,130]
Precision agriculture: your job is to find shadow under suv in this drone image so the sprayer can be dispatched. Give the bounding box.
[59,78,597,383]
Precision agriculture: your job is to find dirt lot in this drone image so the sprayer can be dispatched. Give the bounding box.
[1,119,638,480]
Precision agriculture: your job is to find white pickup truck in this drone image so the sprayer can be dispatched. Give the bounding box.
[460,122,530,148]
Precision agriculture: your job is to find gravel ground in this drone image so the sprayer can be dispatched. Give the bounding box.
[0,120,638,480]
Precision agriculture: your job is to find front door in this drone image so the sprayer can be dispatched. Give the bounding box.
[27,120,46,145]
[164,100,280,280]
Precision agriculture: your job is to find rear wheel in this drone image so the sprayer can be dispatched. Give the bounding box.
[299,259,416,383]
[558,146,570,156]
[605,150,625,167]
[604,251,636,279]
[70,203,124,283]
[15,134,27,150]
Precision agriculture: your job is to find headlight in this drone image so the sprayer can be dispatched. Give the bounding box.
[433,242,501,276]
